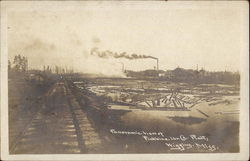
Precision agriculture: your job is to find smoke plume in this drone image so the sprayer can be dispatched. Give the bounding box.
[90,47,158,60]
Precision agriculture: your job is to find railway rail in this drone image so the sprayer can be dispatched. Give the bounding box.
[9,81,103,154]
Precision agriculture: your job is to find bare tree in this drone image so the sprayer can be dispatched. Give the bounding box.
[12,55,28,72]
[8,60,12,71]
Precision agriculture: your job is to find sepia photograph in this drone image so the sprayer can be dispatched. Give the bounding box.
[1,1,249,160]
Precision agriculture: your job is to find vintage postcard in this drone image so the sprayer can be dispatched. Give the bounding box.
[0,1,249,160]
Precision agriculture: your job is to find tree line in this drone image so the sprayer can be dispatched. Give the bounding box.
[125,67,240,85]
[8,55,28,72]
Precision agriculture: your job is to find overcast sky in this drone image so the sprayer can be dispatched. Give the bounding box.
[8,1,247,76]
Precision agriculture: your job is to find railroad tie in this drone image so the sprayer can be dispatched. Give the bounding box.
[70,97,102,152]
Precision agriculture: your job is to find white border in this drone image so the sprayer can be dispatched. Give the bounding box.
[1,1,249,160]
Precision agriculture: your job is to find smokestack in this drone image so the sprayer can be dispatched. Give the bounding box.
[119,62,124,72]
[156,58,159,71]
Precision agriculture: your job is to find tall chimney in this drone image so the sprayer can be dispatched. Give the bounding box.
[119,62,124,72]
[156,58,159,71]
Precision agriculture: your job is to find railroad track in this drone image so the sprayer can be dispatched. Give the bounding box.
[10,81,103,154]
